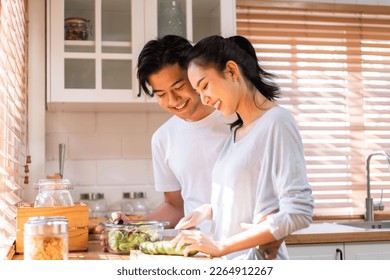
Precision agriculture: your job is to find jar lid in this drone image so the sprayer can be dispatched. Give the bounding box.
[80,192,104,200]
[65,17,89,24]
[123,192,146,199]
[24,216,68,235]
[34,179,73,190]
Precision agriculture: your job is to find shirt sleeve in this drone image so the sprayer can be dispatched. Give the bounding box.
[265,112,314,240]
[151,132,181,192]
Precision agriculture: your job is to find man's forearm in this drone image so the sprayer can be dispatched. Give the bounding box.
[142,202,184,228]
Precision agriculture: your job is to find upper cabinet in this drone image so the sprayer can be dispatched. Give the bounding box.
[46,0,236,110]
[144,0,236,43]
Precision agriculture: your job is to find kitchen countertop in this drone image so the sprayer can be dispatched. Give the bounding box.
[12,218,390,260]
[285,221,390,245]
[12,240,129,260]
[11,240,214,260]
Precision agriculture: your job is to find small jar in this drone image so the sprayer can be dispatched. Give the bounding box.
[24,216,68,260]
[34,179,74,207]
[64,17,90,40]
[122,192,149,216]
[121,193,134,215]
[80,193,107,218]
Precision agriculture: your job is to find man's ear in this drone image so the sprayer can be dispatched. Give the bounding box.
[225,60,240,82]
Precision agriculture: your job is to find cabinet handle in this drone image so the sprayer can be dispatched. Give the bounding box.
[336,248,343,260]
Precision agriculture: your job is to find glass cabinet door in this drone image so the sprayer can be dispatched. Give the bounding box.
[150,0,235,43]
[48,0,145,105]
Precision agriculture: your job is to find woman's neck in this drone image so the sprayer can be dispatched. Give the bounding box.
[234,93,277,142]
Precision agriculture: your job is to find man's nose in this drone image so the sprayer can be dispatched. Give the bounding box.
[167,89,180,104]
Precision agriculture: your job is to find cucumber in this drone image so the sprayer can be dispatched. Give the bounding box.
[140,241,198,256]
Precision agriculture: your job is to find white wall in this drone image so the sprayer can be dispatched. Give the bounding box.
[28,0,390,212]
[45,110,171,211]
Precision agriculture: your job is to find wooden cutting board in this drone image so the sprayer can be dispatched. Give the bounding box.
[130,250,217,260]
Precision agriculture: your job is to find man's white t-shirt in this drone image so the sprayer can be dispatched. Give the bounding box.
[211,106,314,260]
[151,110,232,233]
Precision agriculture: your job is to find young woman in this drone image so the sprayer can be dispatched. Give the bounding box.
[172,35,314,260]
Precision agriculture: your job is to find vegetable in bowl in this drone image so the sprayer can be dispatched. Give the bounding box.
[102,220,169,254]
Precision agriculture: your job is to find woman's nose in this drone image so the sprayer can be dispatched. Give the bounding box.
[200,94,210,106]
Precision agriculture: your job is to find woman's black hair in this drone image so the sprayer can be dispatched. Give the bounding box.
[137,35,192,97]
[187,35,280,130]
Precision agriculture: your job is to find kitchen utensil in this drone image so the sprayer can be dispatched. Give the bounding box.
[158,227,200,240]
[59,143,65,178]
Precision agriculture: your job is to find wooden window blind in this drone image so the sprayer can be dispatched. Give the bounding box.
[0,0,28,259]
[237,0,390,218]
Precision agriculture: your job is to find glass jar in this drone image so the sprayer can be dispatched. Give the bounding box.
[121,193,134,215]
[80,192,107,218]
[34,179,74,207]
[24,216,68,260]
[64,17,90,40]
[122,192,150,216]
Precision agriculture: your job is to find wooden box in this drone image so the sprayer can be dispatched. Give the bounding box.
[16,202,89,253]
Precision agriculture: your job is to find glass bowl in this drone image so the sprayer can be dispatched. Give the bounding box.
[101,220,169,255]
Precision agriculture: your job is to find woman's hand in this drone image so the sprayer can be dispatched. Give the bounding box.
[175,204,212,230]
[170,230,224,258]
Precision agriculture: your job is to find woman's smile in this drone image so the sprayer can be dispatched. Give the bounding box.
[211,99,222,111]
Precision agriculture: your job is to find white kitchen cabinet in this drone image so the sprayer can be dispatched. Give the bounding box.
[287,243,344,260]
[47,0,236,110]
[344,241,390,260]
[144,0,236,43]
[288,241,390,260]
[47,0,146,109]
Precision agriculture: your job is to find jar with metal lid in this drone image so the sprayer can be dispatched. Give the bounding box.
[80,192,107,218]
[64,17,90,40]
[24,216,68,260]
[34,179,74,207]
[121,192,150,216]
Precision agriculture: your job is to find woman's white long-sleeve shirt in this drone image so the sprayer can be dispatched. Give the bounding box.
[211,106,314,260]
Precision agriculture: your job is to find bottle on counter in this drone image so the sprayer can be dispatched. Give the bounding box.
[121,191,150,217]
[79,192,107,218]
[24,216,68,260]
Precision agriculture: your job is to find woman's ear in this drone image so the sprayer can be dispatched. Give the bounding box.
[225,60,240,82]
